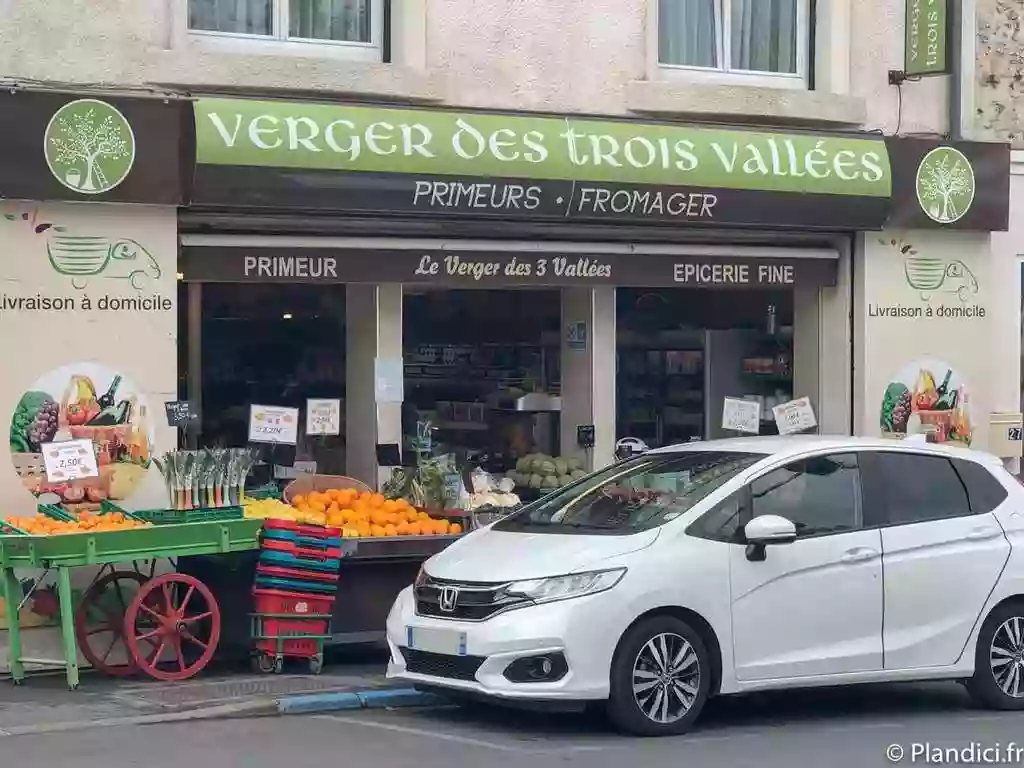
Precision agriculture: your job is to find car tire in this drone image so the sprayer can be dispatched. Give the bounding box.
[966,601,1024,710]
[607,615,711,737]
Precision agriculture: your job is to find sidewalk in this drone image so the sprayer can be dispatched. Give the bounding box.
[0,651,438,737]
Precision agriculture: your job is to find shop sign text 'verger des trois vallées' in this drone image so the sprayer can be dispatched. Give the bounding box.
[190,98,892,231]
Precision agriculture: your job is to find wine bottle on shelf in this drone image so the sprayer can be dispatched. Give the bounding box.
[96,375,122,410]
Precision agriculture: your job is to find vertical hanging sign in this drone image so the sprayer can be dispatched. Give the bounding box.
[904,0,950,77]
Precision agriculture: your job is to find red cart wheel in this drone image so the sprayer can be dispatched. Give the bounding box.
[74,571,148,677]
[124,573,221,682]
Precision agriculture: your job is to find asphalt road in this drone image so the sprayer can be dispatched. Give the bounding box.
[4,682,1024,767]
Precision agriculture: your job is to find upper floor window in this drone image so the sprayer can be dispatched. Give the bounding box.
[188,0,383,59]
[657,0,809,87]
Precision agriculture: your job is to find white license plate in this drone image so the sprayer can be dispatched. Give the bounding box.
[406,626,467,656]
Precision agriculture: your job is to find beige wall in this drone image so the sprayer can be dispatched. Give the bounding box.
[0,0,942,130]
[0,202,178,670]
[0,203,179,515]
[854,229,1002,453]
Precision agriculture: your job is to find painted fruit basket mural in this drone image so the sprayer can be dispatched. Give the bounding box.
[880,359,973,445]
[9,363,154,512]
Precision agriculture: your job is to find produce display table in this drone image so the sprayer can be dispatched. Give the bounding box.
[0,518,262,690]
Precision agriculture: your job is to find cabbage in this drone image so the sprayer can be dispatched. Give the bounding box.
[566,457,582,472]
[529,474,543,489]
[554,458,569,476]
[515,457,532,474]
[538,461,557,476]
[541,475,559,489]
[557,474,573,487]
[570,469,586,480]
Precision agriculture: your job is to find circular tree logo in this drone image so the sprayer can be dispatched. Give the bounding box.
[915,146,975,224]
[44,99,135,195]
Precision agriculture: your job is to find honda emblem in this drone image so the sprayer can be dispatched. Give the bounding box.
[438,586,459,613]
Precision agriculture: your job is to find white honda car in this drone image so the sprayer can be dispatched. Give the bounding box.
[386,436,1024,736]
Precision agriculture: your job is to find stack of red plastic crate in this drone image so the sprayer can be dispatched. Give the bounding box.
[250,519,343,673]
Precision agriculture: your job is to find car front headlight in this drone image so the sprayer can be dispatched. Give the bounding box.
[504,568,626,605]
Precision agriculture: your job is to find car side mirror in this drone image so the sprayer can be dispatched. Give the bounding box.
[744,515,797,562]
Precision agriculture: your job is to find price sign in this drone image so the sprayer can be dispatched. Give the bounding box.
[306,399,341,436]
[164,400,199,429]
[248,405,299,445]
[1009,427,1023,442]
[772,397,818,436]
[41,439,99,483]
[443,472,464,506]
[374,358,404,404]
[722,397,761,435]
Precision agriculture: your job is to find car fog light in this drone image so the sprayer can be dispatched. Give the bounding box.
[503,653,568,683]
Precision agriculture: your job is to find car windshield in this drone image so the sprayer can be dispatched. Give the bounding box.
[493,451,765,535]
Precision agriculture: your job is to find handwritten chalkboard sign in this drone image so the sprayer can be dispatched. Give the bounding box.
[164,401,199,429]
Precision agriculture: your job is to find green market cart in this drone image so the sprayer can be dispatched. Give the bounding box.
[0,513,261,690]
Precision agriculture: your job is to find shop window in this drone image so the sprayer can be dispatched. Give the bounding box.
[402,289,562,480]
[616,289,794,447]
[187,0,385,60]
[657,0,810,88]
[193,283,348,476]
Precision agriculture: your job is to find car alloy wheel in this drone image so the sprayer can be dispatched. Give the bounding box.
[990,616,1024,699]
[631,632,701,724]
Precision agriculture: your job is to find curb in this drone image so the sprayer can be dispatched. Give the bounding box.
[276,687,447,715]
[0,688,444,737]
[0,698,280,737]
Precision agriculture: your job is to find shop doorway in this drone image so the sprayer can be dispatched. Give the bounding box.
[617,288,795,447]
[402,289,562,475]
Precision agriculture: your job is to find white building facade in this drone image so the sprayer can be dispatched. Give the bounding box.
[0,0,1017,486]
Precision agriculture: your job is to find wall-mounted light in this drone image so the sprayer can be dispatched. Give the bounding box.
[282,313,293,320]
[175,272,184,280]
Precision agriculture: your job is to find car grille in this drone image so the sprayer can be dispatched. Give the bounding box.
[400,647,485,681]
[414,576,530,621]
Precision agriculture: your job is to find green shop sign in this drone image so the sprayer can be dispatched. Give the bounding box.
[195,97,890,196]
[904,0,949,77]
[191,97,894,231]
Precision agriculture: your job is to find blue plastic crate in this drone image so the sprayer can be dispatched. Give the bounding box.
[259,550,341,573]
[254,575,339,595]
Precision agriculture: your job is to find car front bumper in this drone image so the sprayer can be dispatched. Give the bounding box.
[385,585,616,701]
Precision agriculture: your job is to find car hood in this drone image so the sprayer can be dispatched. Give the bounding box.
[423,527,661,583]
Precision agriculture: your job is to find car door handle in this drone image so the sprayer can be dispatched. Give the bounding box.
[840,547,877,564]
[966,527,1001,541]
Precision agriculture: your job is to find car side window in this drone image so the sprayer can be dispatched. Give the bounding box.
[686,494,743,543]
[870,452,970,525]
[749,453,861,538]
[951,458,1009,514]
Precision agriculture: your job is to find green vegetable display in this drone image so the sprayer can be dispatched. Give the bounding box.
[513,453,585,490]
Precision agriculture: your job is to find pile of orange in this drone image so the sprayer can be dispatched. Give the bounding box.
[291,490,463,538]
[3,511,148,536]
